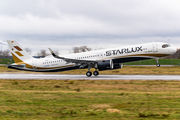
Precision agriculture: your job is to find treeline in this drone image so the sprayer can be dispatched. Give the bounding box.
[0,50,11,59]
[36,46,91,57]
[0,46,91,58]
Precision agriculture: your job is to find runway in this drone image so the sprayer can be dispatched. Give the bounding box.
[0,74,180,80]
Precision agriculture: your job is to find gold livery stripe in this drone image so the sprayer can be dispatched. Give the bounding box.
[15,51,24,56]
[12,53,24,64]
[11,53,74,70]
[36,65,74,70]
[14,46,23,51]
[101,53,170,60]
[11,53,33,68]
[129,54,170,57]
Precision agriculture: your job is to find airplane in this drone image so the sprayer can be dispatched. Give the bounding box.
[7,40,177,77]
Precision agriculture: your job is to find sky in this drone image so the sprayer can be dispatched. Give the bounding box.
[0,0,180,55]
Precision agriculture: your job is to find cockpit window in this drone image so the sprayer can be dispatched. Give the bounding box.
[162,44,171,48]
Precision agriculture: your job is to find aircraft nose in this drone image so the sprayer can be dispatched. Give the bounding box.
[171,47,177,54]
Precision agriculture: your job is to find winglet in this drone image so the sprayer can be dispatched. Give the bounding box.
[48,48,53,53]
[48,48,57,57]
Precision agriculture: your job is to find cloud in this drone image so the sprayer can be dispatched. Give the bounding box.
[0,40,7,45]
[0,0,180,37]
[0,0,180,55]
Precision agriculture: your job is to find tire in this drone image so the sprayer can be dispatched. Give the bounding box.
[86,71,92,77]
[93,71,99,76]
[157,64,160,67]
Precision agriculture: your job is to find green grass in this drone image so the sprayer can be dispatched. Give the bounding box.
[0,80,180,119]
[124,59,180,65]
[0,59,14,64]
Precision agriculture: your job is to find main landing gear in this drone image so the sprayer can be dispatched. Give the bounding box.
[86,71,92,77]
[86,64,99,77]
[86,71,99,77]
[155,58,161,67]
[93,71,99,76]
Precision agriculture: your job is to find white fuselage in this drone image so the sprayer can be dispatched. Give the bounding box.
[17,42,176,72]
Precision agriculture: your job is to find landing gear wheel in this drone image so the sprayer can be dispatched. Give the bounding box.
[155,59,160,67]
[93,71,99,76]
[86,71,92,77]
[157,64,160,67]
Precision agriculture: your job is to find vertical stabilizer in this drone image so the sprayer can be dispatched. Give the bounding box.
[7,40,33,65]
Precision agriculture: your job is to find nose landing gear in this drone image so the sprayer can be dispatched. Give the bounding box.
[155,58,160,67]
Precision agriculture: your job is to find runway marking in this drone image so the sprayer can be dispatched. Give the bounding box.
[0,74,180,80]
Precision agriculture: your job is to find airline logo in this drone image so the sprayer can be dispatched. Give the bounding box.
[106,46,143,56]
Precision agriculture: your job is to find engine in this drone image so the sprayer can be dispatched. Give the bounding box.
[114,63,123,69]
[97,60,123,71]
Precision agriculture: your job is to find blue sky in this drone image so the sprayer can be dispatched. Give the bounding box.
[0,0,180,55]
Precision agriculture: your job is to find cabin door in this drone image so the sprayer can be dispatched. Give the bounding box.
[32,60,37,69]
[152,43,158,53]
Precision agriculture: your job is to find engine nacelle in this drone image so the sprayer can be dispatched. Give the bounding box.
[97,60,123,71]
[97,60,111,71]
[113,63,123,69]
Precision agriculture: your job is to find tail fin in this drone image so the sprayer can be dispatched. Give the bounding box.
[7,40,33,65]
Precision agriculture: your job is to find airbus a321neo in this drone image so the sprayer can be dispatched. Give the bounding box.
[7,40,177,77]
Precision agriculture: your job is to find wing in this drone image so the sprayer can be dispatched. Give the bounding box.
[48,48,97,64]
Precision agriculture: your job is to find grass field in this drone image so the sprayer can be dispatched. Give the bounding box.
[0,59,14,64]
[0,80,180,119]
[1,60,180,119]
[123,59,180,65]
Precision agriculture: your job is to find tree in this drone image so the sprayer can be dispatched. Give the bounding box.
[73,47,80,53]
[37,50,49,57]
[72,46,91,53]
[2,49,10,56]
[79,46,92,52]
[163,49,180,59]
[53,50,59,55]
